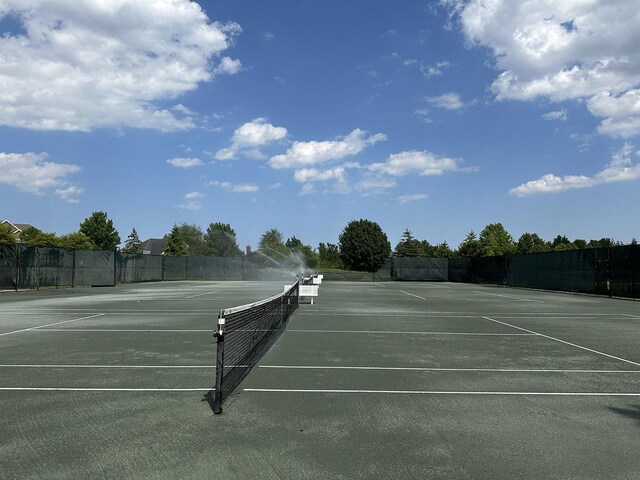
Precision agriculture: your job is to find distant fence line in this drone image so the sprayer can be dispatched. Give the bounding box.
[1,243,637,299]
[0,244,295,291]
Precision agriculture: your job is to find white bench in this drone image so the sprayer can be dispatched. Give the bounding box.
[285,283,319,304]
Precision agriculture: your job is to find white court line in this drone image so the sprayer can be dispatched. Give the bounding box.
[473,291,545,304]
[0,314,105,337]
[244,388,640,397]
[0,387,211,392]
[483,316,640,367]
[31,329,211,333]
[286,329,534,336]
[0,310,215,315]
[0,364,213,369]
[185,290,221,299]
[622,314,640,319]
[294,312,629,318]
[399,291,427,300]
[258,365,640,373]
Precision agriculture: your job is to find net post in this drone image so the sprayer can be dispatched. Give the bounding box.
[213,310,225,414]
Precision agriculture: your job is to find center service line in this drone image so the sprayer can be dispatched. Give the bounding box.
[483,316,640,367]
[0,313,106,337]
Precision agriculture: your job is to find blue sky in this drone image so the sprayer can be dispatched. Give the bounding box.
[1,0,639,250]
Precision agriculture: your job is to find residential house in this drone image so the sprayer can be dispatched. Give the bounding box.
[1,220,34,241]
[141,237,168,255]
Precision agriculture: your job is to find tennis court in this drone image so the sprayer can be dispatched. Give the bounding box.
[1,281,639,479]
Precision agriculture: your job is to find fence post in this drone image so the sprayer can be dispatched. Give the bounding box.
[15,243,20,291]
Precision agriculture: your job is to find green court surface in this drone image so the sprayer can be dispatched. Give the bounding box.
[1,281,639,479]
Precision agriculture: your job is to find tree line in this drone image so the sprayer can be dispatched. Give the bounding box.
[1,212,636,273]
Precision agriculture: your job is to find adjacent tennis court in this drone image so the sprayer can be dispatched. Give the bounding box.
[1,281,639,479]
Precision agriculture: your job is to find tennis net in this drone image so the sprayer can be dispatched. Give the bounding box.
[213,280,300,414]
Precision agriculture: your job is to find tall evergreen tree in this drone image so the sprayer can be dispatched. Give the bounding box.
[79,211,120,250]
[479,223,516,256]
[204,223,242,257]
[394,229,425,257]
[121,228,143,254]
[456,231,482,257]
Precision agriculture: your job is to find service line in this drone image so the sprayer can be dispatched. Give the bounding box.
[483,316,640,367]
[0,314,105,337]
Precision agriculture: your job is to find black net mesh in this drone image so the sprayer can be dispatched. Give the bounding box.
[213,281,299,413]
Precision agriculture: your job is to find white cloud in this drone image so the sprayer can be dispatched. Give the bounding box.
[354,175,397,195]
[397,193,429,204]
[293,167,346,184]
[214,56,242,75]
[299,183,315,195]
[269,129,386,169]
[421,61,452,77]
[185,191,204,199]
[542,109,568,121]
[54,185,84,204]
[215,118,287,160]
[0,152,82,201]
[0,1,241,132]
[447,0,640,137]
[209,180,259,193]
[424,92,465,110]
[369,150,462,176]
[510,143,640,196]
[587,90,640,138]
[166,157,204,168]
[415,108,433,124]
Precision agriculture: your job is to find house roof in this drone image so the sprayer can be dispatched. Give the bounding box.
[1,220,34,235]
[141,238,168,255]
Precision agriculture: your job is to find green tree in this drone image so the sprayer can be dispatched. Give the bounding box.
[163,222,205,256]
[573,238,587,250]
[394,229,425,257]
[456,231,482,258]
[587,237,616,248]
[121,228,143,254]
[433,241,453,258]
[516,233,550,254]
[57,232,94,250]
[318,242,343,269]
[339,219,391,272]
[255,228,289,265]
[0,223,15,244]
[551,235,576,251]
[204,223,242,257]
[285,236,304,251]
[163,224,190,256]
[19,227,59,247]
[79,211,120,250]
[258,228,287,253]
[285,236,319,271]
[421,240,437,257]
[479,223,516,256]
